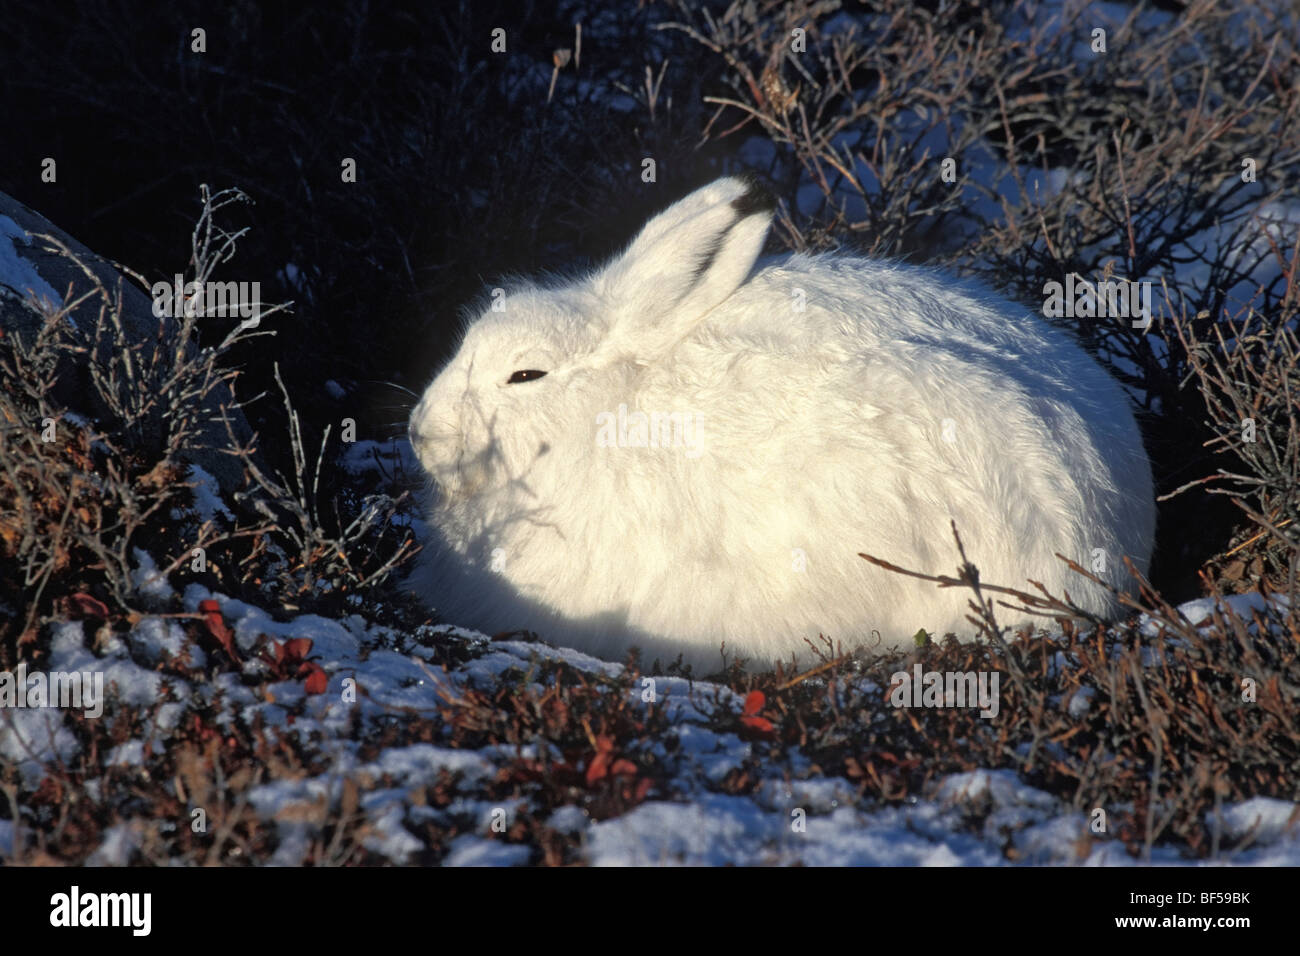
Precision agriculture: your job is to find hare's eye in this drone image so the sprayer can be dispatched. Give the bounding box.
[507,369,548,384]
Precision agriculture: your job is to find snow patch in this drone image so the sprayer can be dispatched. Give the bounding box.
[0,214,61,312]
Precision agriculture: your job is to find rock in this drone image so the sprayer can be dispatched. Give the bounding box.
[0,188,256,495]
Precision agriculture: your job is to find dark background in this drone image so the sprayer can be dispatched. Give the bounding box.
[0,0,739,444]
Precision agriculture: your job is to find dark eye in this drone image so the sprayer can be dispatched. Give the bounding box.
[507,369,548,384]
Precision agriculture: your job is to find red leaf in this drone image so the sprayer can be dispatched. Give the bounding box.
[303,664,328,695]
[69,592,110,620]
[585,751,611,786]
[282,637,313,661]
[610,758,638,777]
[742,690,765,716]
[741,714,775,733]
[197,599,240,661]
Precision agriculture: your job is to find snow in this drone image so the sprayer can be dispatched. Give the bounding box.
[86,822,145,866]
[0,214,61,312]
[1067,686,1095,718]
[547,805,590,833]
[370,744,494,786]
[130,548,175,604]
[1140,591,1290,636]
[5,580,1298,867]
[1180,196,1300,317]
[587,796,777,866]
[443,834,532,867]
[247,776,345,819]
[0,707,81,787]
[585,795,1003,866]
[363,804,424,863]
[106,740,146,767]
[1213,798,1300,846]
[186,464,235,523]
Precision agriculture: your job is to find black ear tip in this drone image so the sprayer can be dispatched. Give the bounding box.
[730,173,776,217]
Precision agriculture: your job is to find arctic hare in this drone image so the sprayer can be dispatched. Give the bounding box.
[409,175,1155,672]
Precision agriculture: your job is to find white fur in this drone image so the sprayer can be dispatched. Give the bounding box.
[409,176,1156,672]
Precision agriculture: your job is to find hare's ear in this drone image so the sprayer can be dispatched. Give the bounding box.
[598,175,774,334]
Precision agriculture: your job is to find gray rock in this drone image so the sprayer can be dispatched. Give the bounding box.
[0,188,256,495]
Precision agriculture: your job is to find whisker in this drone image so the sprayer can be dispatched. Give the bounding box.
[367,379,421,399]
